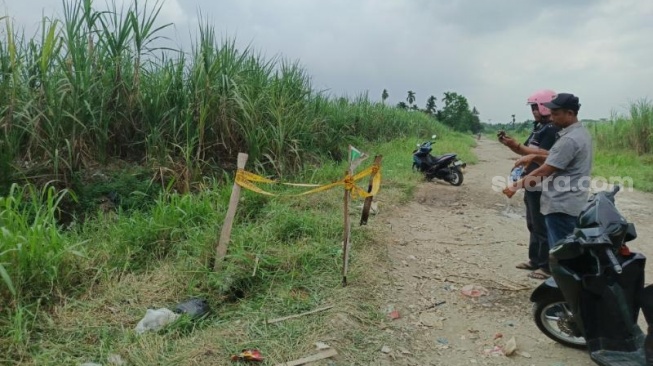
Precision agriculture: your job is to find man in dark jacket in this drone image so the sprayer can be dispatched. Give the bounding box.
[498,89,560,280]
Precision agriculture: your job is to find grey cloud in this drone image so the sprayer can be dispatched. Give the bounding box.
[415,0,606,35]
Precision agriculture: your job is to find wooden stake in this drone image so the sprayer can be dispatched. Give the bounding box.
[214,153,248,272]
[342,144,357,286]
[274,348,338,366]
[360,155,383,226]
[342,169,351,287]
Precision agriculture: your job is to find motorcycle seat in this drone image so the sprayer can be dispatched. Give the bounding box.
[433,154,455,163]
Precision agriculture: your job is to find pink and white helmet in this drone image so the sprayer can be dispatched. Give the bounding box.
[527,89,556,116]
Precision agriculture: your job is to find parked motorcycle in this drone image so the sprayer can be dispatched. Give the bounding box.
[412,135,466,186]
[531,186,653,365]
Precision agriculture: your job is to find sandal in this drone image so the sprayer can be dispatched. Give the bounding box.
[528,269,551,280]
[516,261,537,270]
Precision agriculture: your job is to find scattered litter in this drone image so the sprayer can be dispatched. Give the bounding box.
[516,351,531,358]
[107,353,126,366]
[315,342,331,350]
[504,337,517,356]
[407,255,417,260]
[80,363,102,366]
[266,305,333,324]
[275,349,337,366]
[231,349,264,362]
[381,346,392,354]
[174,298,210,319]
[482,336,518,357]
[483,345,505,357]
[461,284,489,298]
[436,337,449,345]
[135,308,180,334]
[385,304,400,320]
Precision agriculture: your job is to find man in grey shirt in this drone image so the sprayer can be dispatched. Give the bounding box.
[503,93,592,248]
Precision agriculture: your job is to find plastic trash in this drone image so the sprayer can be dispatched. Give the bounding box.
[230,349,264,362]
[108,353,127,366]
[174,298,210,319]
[461,284,489,297]
[135,308,180,334]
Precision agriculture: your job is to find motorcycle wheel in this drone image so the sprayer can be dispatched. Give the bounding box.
[448,168,463,186]
[532,293,587,349]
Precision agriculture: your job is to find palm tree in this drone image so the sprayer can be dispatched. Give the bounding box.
[443,92,453,106]
[426,96,437,115]
[381,89,389,105]
[406,91,416,106]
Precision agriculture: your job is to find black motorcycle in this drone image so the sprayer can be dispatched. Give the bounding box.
[531,186,653,366]
[412,135,466,186]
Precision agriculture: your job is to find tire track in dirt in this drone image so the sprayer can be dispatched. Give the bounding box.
[373,139,653,366]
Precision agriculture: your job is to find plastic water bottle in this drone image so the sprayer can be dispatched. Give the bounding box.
[510,166,524,182]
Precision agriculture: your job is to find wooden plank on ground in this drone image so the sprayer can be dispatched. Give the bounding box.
[274,348,338,366]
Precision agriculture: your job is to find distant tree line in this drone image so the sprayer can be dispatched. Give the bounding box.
[381,89,482,134]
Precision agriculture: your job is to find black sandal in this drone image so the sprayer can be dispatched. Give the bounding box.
[516,261,537,270]
[528,269,551,280]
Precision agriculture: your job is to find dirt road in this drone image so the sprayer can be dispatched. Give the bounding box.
[374,138,653,365]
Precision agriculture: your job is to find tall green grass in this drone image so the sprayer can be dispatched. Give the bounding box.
[593,100,653,155]
[590,100,653,192]
[0,184,80,301]
[0,0,439,194]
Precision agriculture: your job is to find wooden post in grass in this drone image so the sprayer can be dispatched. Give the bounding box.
[214,153,248,272]
[342,145,367,286]
[360,155,383,226]
[342,164,352,287]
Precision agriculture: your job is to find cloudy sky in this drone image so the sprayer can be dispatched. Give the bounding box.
[2,0,652,123]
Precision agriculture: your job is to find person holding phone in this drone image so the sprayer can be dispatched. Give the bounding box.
[497,90,559,280]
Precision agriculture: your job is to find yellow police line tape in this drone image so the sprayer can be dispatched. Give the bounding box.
[235,164,382,199]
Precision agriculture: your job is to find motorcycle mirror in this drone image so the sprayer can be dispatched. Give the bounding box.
[625,222,637,242]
